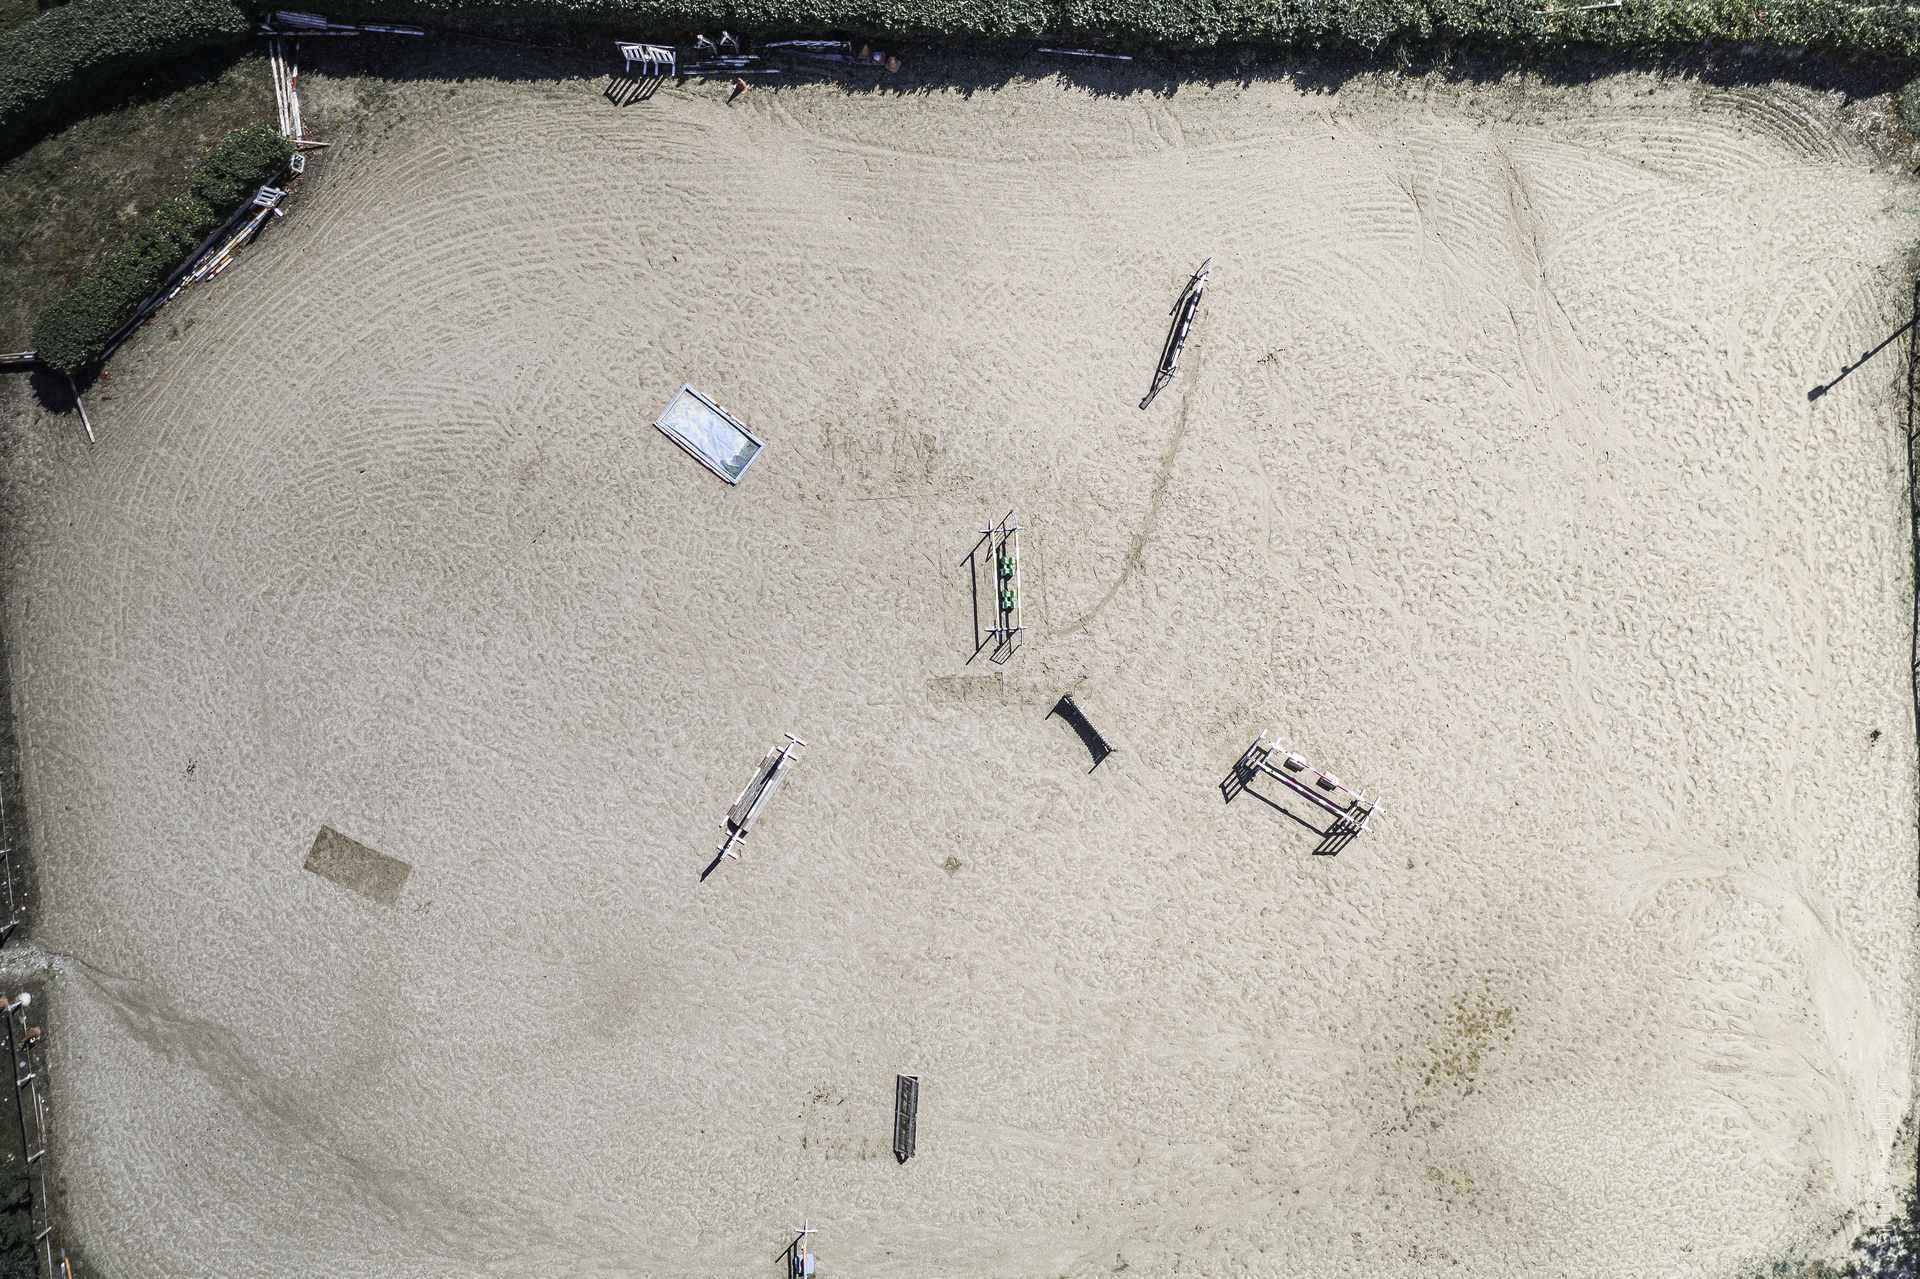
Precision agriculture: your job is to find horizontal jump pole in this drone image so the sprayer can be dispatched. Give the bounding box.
[1253,763,1366,822]
[264,10,423,33]
[1140,258,1211,409]
[1243,735,1377,830]
[1157,285,1203,376]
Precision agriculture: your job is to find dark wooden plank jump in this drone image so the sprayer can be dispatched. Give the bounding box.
[1048,694,1115,772]
[893,1074,919,1163]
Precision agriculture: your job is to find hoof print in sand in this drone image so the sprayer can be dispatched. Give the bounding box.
[304,826,412,904]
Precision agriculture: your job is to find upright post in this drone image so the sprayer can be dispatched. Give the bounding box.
[64,377,93,445]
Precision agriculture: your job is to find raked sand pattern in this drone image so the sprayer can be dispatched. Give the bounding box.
[1,63,1917,1279]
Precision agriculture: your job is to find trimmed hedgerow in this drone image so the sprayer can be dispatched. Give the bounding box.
[311,0,1063,38]
[7,0,1920,165]
[31,125,291,373]
[302,0,1920,57]
[0,0,252,150]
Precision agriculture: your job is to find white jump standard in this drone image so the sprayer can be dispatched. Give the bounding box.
[782,1216,818,1277]
[618,41,677,76]
[716,733,806,862]
[610,41,676,104]
[1233,733,1380,855]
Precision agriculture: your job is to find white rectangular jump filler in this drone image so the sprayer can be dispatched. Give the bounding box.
[718,734,806,861]
[654,384,764,484]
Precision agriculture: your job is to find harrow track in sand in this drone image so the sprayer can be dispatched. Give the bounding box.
[2,65,1918,1279]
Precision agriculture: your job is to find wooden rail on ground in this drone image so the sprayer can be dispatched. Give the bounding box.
[893,1074,919,1163]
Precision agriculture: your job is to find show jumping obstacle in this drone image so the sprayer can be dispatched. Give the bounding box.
[618,41,677,77]
[1141,257,1211,409]
[717,734,806,861]
[1234,733,1380,855]
[965,511,1023,664]
[609,41,676,104]
[782,1217,818,1277]
[1049,695,1115,773]
[892,1074,920,1163]
[262,10,424,35]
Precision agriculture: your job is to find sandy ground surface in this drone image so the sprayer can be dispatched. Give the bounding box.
[0,56,1916,1279]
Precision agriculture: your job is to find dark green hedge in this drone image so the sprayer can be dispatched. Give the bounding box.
[7,0,1920,168]
[307,0,1920,58]
[0,0,252,149]
[32,124,292,373]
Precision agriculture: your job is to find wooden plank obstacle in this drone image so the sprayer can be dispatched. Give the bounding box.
[763,37,855,63]
[172,185,287,297]
[1048,694,1115,773]
[1141,257,1211,410]
[263,10,424,34]
[893,1074,919,1163]
[1231,732,1380,855]
[716,733,805,861]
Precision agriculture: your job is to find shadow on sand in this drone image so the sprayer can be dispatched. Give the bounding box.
[261,24,1915,110]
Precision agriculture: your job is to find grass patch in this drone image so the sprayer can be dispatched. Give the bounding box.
[0,52,268,350]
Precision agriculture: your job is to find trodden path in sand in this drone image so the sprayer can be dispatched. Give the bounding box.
[1,60,1916,1279]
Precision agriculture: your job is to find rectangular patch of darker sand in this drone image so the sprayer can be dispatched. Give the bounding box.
[303,826,411,904]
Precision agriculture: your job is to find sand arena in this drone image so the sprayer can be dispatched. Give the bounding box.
[0,55,1916,1279]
